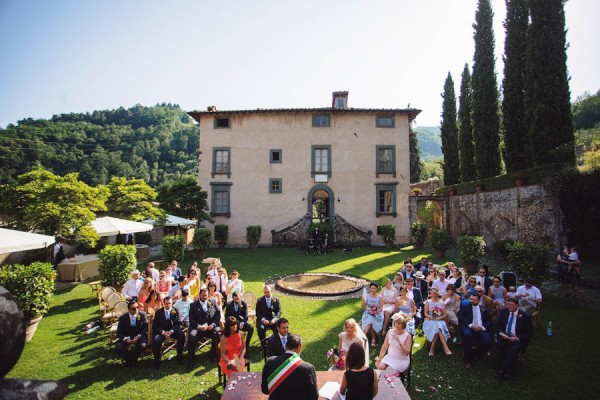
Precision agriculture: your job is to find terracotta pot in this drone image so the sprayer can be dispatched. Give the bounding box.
[434,249,447,258]
[218,241,227,249]
[25,316,43,342]
[385,241,394,249]
[248,242,258,249]
[197,249,207,259]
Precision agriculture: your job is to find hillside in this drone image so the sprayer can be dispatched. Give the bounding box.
[0,104,199,187]
[414,126,442,160]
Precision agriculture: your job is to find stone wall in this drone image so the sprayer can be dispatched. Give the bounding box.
[332,214,372,248]
[446,180,561,250]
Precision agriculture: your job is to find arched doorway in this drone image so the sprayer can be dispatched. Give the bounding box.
[307,184,335,223]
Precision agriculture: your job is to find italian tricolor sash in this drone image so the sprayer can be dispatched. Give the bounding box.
[267,353,303,393]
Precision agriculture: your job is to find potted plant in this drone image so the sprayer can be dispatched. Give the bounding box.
[192,228,212,258]
[0,261,56,341]
[411,187,423,196]
[215,224,229,248]
[161,234,185,263]
[430,227,451,257]
[411,222,428,249]
[246,225,262,249]
[98,244,137,293]
[379,224,396,248]
[456,235,486,273]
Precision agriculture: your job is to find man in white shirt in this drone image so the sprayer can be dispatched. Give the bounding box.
[432,270,450,294]
[174,289,192,326]
[147,261,160,283]
[170,260,182,277]
[123,270,143,301]
[214,266,228,298]
[515,278,542,313]
[459,294,492,368]
[52,237,66,269]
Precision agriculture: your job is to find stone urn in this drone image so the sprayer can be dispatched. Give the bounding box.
[0,286,26,378]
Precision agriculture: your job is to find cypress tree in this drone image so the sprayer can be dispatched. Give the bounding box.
[471,0,502,179]
[458,64,477,182]
[502,0,532,172]
[409,126,423,183]
[526,0,575,166]
[440,72,460,185]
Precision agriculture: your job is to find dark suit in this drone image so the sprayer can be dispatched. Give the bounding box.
[256,295,282,341]
[265,333,286,358]
[416,279,429,301]
[225,300,254,349]
[152,307,184,366]
[496,308,533,376]
[261,352,318,400]
[115,311,148,367]
[410,287,424,327]
[187,299,221,367]
[459,302,493,363]
[478,276,493,293]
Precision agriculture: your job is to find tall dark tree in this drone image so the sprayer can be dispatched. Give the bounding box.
[526,0,575,166]
[157,176,212,223]
[409,126,423,183]
[502,0,532,172]
[458,64,477,182]
[440,72,460,185]
[472,0,502,179]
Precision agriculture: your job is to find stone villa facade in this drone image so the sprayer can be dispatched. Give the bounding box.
[188,92,420,247]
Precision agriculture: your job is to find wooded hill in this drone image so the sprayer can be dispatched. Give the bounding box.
[0,104,199,187]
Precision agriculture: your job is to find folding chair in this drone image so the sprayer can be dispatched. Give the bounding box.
[241,291,257,324]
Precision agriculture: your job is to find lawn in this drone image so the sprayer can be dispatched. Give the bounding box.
[7,247,600,399]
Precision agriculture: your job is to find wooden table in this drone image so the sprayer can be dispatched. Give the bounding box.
[57,255,100,282]
[220,370,410,400]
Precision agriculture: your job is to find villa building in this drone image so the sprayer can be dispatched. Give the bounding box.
[188,92,420,247]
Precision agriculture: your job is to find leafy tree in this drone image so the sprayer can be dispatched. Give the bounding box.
[421,158,444,180]
[409,126,423,182]
[458,64,477,182]
[472,0,502,179]
[572,90,600,130]
[502,0,532,172]
[105,176,163,221]
[440,72,460,185]
[526,0,575,166]
[157,176,212,223]
[0,166,107,247]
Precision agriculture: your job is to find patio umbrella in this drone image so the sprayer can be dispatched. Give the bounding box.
[141,214,196,227]
[0,228,55,254]
[91,216,153,236]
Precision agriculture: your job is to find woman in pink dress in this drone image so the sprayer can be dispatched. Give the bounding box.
[137,278,154,311]
[157,270,170,300]
[218,316,246,377]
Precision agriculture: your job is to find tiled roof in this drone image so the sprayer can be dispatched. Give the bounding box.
[188,107,422,123]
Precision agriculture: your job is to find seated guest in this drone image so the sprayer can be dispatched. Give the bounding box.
[215,265,228,299]
[381,279,398,335]
[496,298,533,379]
[164,266,177,284]
[256,285,282,341]
[265,318,289,358]
[446,263,463,287]
[338,318,368,362]
[432,269,450,294]
[459,294,493,369]
[361,282,384,347]
[208,282,225,329]
[186,287,222,371]
[225,291,254,354]
[476,266,493,293]
[375,313,412,373]
[405,278,423,327]
[174,289,192,326]
[516,278,543,314]
[145,261,160,283]
[423,287,452,356]
[168,275,189,300]
[401,262,416,281]
[396,286,416,335]
[392,271,405,291]
[226,270,244,302]
[206,258,221,276]
[152,296,184,369]
[489,276,507,314]
[460,276,478,303]
[146,289,163,311]
[170,260,182,277]
[261,333,318,400]
[218,316,246,377]
[414,272,428,302]
[340,342,378,400]
[187,268,202,300]
[123,270,143,301]
[442,284,461,329]
[157,270,171,300]
[137,278,154,311]
[475,285,497,321]
[415,257,429,274]
[115,301,148,367]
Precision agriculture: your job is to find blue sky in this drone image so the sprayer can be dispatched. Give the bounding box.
[0,0,598,128]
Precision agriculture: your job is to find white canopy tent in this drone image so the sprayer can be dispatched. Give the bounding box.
[91,216,153,236]
[141,214,196,227]
[0,228,55,254]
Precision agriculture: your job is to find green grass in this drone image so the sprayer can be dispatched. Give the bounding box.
[7,247,600,399]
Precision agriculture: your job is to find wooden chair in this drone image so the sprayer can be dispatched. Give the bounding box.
[98,286,116,315]
[107,301,129,345]
[398,334,414,388]
[530,302,541,329]
[241,291,257,323]
[101,292,125,328]
[89,280,103,297]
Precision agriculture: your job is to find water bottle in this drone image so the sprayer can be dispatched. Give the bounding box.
[86,325,101,334]
[546,321,553,336]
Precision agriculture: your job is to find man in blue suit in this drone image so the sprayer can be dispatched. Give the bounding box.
[496,297,533,378]
[459,293,493,369]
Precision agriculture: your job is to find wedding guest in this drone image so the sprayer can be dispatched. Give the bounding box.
[361,282,384,347]
[340,342,378,400]
[145,289,163,311]
[115,301,148,367]
[187,268,202,300]
[168,275,189,300]
[381,279,398,335]
[256,285,282,341]
[337,318,368,368]
[152,296,184,369]
[395,286,416,335]
[174,289,192,326]
[496,298,533,379]
[157,270,171,300]
[489,276,507,314]
[423,287,452,356]
[123,270,143,301]
[376,313,412,373]
[137,278,154,311]
[170,260,182,277]
[226,270,244,302]
[218,316,246,377]
[392,272,405,291]
[516,278,542,314]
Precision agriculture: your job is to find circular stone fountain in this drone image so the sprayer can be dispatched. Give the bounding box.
[273,273,366,299]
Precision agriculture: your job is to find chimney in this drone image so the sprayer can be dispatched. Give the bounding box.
[207,105,217,112]
[332,91,349,109]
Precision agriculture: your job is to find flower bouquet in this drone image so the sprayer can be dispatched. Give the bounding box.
[431,306,443,320]
[367,304,380,315]
[326,347,346,370]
